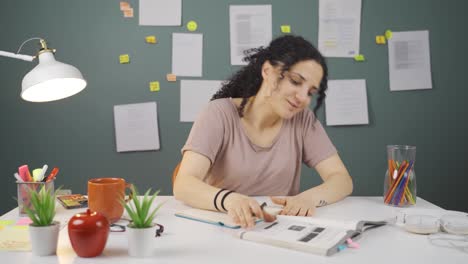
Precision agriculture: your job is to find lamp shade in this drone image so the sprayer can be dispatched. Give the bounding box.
[21,50,87,102]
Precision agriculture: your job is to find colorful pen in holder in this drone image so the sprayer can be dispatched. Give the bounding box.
[383,145,417,207]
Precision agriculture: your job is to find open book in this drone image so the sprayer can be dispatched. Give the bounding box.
[236,215,387,256]
[175,206,283,229]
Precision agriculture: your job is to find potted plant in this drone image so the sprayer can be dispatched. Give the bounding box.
[122,186,164,257]
[23,185,60,256]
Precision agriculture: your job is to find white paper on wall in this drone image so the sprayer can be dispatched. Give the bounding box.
[114,102,160,152]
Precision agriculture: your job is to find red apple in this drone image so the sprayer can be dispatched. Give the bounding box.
[68,209,110,257]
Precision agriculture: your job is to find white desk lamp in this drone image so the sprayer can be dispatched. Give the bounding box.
[0,38,87,102]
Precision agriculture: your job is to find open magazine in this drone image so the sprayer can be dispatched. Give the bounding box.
[236,215,387,256]
[175,206,283,229]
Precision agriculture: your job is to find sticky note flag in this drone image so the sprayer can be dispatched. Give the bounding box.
[120,1,130,11]
[354,54,365,62]
[123,8,134,18]
[149,81,160,92]
[187,20,198,32]
[166,74,177,82]
[119,54,130,64]
[385,30,392,39]
[145,35,157,44]
[281,25,291,33]
[376,35,386,44]
[16,218,32,226]
[12,225,29,230]
[0,220,14,226]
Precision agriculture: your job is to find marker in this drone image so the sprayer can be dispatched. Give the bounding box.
[18,165,33,182]
[44,167,59,182]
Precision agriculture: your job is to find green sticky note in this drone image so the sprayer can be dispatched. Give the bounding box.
[149,81,160,92]
[281,25,291,33]
[354,54,365,62]
[385,30,393,39]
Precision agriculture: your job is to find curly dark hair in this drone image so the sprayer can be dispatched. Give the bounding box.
[211,35,328,120]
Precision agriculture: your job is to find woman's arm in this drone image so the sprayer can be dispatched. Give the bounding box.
[173,151,220,211]
[271,153,353,216]
[173,151,274,227]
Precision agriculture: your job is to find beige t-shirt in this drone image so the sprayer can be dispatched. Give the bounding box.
[182,98,337,196]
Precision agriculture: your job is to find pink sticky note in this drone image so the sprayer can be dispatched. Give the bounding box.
[16,218,33,225]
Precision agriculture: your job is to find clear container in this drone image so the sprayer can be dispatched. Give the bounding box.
[17,180,55,216]
[383,145,416,207]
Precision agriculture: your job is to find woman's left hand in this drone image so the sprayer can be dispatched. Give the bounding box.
[270,194,316,216]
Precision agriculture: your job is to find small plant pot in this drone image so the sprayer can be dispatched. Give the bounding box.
[127,224,157,257]
[29,221,60,256]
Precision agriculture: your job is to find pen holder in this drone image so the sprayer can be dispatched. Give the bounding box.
[383,145,416,207]
[17,180,55,216]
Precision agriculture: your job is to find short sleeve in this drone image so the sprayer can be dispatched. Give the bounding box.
[181,101,225,164]
[301,109,337,167]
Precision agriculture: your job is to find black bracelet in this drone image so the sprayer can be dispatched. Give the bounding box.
[220,190,235,212]
[213,189,226,211]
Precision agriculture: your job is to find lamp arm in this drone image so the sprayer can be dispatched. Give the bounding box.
[0,37,46,62]
[0,50,34,61]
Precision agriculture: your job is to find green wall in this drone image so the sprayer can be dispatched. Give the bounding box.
[1,0,467,214]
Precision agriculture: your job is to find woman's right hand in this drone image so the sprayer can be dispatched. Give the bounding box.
[224,193,276,228]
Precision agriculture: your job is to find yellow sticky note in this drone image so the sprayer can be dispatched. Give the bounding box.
[354,54,365,62]
[187,20,198,32]
[0,220,14,226]
[385,30,393,39]
[281,25,291,33]
[119,54,130,64]
[166,74,177,82]
[149,81,160,92]
[376,35,386,44]
[145,35,157,44]
[12,225,29,230]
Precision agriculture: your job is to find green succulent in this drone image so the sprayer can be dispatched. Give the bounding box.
[122,186,163,228]
[23,185,58,226]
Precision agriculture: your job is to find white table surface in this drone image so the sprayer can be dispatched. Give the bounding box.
[1,196,466,264]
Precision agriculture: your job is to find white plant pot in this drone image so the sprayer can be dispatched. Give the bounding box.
[127,224,157,257]
[29,221,60,256]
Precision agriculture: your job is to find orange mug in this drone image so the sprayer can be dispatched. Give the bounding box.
[87,178,133,223]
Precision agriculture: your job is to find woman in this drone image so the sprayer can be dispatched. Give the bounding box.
[174,35,353,228]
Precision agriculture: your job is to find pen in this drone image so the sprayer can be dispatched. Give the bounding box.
[44,167,59,182]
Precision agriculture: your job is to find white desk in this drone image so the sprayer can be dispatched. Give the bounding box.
[1,196,466,264]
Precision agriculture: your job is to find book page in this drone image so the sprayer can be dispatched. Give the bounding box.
[279,215,360,230]
[239,218,349,256]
